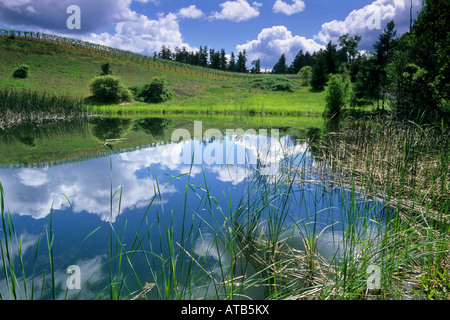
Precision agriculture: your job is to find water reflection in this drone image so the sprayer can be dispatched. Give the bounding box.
[91,118,132,142]
[0,132,307,221]
[0,117,388,300]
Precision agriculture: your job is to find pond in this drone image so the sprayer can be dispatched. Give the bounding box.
[0,116,388,300]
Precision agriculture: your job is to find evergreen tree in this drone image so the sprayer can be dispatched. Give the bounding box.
[290,50,305,74]
[353,55,379,106]
[236,50,248,73]
[324,41,338,75]
[159,45,172,60]
[272,53,287,74]
[228,52,236,72]
[373,20,397,109]
[387,0,450,120]
[100,62,113,76]
[209,49,221,69]
[251,59,261,74]
[303,51,314,67]
[311,52,328,90]
[219,49,228,70]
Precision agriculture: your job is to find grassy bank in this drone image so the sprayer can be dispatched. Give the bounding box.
[86,86,325,116]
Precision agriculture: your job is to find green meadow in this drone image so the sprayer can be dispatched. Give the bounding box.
[0,36,325,117]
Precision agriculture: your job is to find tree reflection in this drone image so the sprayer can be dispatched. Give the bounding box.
[131,118,173,138]
[90,118,132,141]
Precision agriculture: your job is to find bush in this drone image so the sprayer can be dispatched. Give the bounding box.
[130,77,173,103]
[100,62,113,76]
[245,76,295,92]
[89,75,132,104]
[298,66,312,86]
[324,74,352,117]
[12,64,31,79]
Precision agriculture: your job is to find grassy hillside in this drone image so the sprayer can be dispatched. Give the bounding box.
[0,36,325,115]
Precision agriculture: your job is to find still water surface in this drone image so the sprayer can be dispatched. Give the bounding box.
[0,117,386,299]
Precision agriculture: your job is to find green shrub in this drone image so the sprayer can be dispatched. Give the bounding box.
[12,64,30,79]
[298,66,312,86]
[324,74,352,117]
[89,75,132,104]
[100,62,113,76]
[129,77,173,103]
[245,76,295,92]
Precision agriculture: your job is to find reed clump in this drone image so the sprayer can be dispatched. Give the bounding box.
[317,116,449,217]
[299,116,450,299]
[0,87,88,129]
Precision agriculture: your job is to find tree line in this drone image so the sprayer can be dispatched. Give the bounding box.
[156,45,257,74]
[271,0,449,121]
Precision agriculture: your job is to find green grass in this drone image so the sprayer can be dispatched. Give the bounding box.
[86,88,325,116]
[0,36,326,116]
[0,87,86,129]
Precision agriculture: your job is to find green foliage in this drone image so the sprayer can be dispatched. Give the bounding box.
[90,118,131,141]
[132,118,173,137]
[386,0,450,121]
[298,66,312,86]
[129,77,173,103]
[310,55,328,91]
[324,74,351,116]
[272,54,287,74]
[352,55,379,106]
[0,87,85,128]
[244,76,295,92]
[100,62,113,76]
[12,64,30,79]
[89,75,132,104]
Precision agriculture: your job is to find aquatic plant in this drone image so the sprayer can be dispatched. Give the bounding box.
[0,87,87,129]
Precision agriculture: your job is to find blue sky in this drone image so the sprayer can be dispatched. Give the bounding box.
[0,0,422,69]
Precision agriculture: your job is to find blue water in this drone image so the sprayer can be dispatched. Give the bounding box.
[0,126,387,300]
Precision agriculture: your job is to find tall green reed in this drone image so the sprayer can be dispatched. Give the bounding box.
[0,87,87,129]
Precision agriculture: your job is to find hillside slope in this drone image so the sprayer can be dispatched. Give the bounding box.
[0,36,325,115]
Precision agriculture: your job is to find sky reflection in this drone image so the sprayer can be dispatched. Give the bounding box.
[0,133,309,222]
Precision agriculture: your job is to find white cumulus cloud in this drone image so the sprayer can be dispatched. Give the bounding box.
[272,0,305,16]
[211,0,262,23]
[316,0,422,49]
[83,12,195,56]
[236,25,325,69]
[177,5,204,19]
